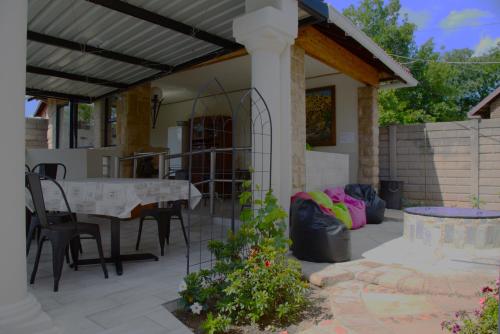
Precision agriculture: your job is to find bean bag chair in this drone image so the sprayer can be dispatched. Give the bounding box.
[308,191,353,229]
[290,198,351,263]
[291,192,333,216]
[345,184,386,224]
[324,187,367,230]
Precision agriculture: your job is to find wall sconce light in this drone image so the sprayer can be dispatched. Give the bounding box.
[151,87,164,129]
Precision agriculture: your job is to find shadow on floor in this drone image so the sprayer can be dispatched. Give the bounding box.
[297,219,404,276]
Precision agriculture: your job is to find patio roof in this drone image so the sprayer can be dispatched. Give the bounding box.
[27,0,247,102]
[25,0,416,103]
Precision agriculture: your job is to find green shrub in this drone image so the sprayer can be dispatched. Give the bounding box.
[441,280,499,334]
[178,182,309,333]
[220,243,308,326]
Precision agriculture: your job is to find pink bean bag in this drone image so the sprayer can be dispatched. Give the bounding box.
[291,192,334,217]
[324,187,367,230]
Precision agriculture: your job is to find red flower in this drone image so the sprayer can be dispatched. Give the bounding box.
[265,260,271,268]
[481,286,493,293]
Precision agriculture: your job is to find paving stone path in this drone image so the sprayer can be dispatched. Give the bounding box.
[298,260,498,334]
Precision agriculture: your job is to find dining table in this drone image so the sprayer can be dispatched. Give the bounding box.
[26,178,202,275]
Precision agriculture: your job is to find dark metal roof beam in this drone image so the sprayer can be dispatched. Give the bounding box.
[27,30,173,72]
[94,48,236,101]
[86,0,241,50]
[26,88,93,103]
[298,0,329,22]
[27,65,128,89]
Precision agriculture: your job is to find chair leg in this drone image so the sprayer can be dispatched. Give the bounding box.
[30,237,45,285]
[156,215,167,256]
[51,239,69,292]
[25,209,31,238]
[26,223,39,256]
[69,237,80,271]
[94,231,109,279]
[178,215,188,246]
[165,215,171,245]
[78,237,83,254]
[135,217,145,251]
[65,246,71,264]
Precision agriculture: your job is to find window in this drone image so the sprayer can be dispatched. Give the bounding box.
[104,97,117,146]
[76,103,95,148]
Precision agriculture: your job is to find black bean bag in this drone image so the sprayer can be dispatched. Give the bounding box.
[290,198,351,263]
[345,184,386,224]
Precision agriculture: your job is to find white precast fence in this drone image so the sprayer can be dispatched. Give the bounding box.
[380,118,500,210]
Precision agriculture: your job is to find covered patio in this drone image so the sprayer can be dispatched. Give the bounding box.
[1,0,419,333]
[27,210,404,334]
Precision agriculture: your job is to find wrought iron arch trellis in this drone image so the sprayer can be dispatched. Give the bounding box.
[186,78,273,274]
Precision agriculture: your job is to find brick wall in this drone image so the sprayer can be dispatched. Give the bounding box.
[490,96,500,119]
[25,117,48,149]
[358,86,379,189]
[291,45,306,193]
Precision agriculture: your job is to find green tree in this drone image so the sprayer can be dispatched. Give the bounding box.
[343,0,500,125]
[343,0,416,57]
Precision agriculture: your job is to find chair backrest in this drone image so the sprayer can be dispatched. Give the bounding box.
[32,163,67,179]
[163,169,188,180]
[26,173,76,228]
[174,169,188,180]
[25,164,30,173]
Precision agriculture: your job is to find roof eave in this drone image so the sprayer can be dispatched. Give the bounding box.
[326,5,418,88]
[467,86,500,117]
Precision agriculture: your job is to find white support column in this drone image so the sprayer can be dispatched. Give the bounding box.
[233,0,298,208]
[0,1,59,333]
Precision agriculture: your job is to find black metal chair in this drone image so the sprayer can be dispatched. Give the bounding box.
[25,164,32,238]
[28,163,84,255]
[135,170,189,256]
[32,163,67,179]
[26,173,108,292]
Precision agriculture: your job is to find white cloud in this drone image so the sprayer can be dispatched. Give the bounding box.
[400,8,431,29]
[473,36,500,56]
[440,8,492,30]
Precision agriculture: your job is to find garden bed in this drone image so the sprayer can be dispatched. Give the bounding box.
[166,286,332,334]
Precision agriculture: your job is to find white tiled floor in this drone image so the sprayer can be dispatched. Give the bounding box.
[27,211,219,334]
[28,206,403,334]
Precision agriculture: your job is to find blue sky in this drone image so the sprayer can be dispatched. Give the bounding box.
[326,0,500,54]
[25,0,500,117]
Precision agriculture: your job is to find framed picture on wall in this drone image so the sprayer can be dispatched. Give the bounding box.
[306,86,336,146]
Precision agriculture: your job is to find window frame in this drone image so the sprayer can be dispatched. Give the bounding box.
[104,96,117,147]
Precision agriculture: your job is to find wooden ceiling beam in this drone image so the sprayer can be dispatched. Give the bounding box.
[296,26,379,86]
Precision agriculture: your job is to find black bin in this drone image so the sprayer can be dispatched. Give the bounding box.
[380,180,404,210]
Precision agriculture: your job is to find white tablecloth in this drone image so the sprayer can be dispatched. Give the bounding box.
[26,178,202,219]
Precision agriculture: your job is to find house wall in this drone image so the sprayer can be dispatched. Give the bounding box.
[306,73,363,183]
[305,151,349,191]
[291,45,306,193]
[490,96,500,119]
[379,118,500,210]
[26,147,121,179]
[27,148,88,178]
[150,90,251,149]
[25,117,48,149]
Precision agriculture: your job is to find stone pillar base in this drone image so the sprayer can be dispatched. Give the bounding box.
[0,294,60,334]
